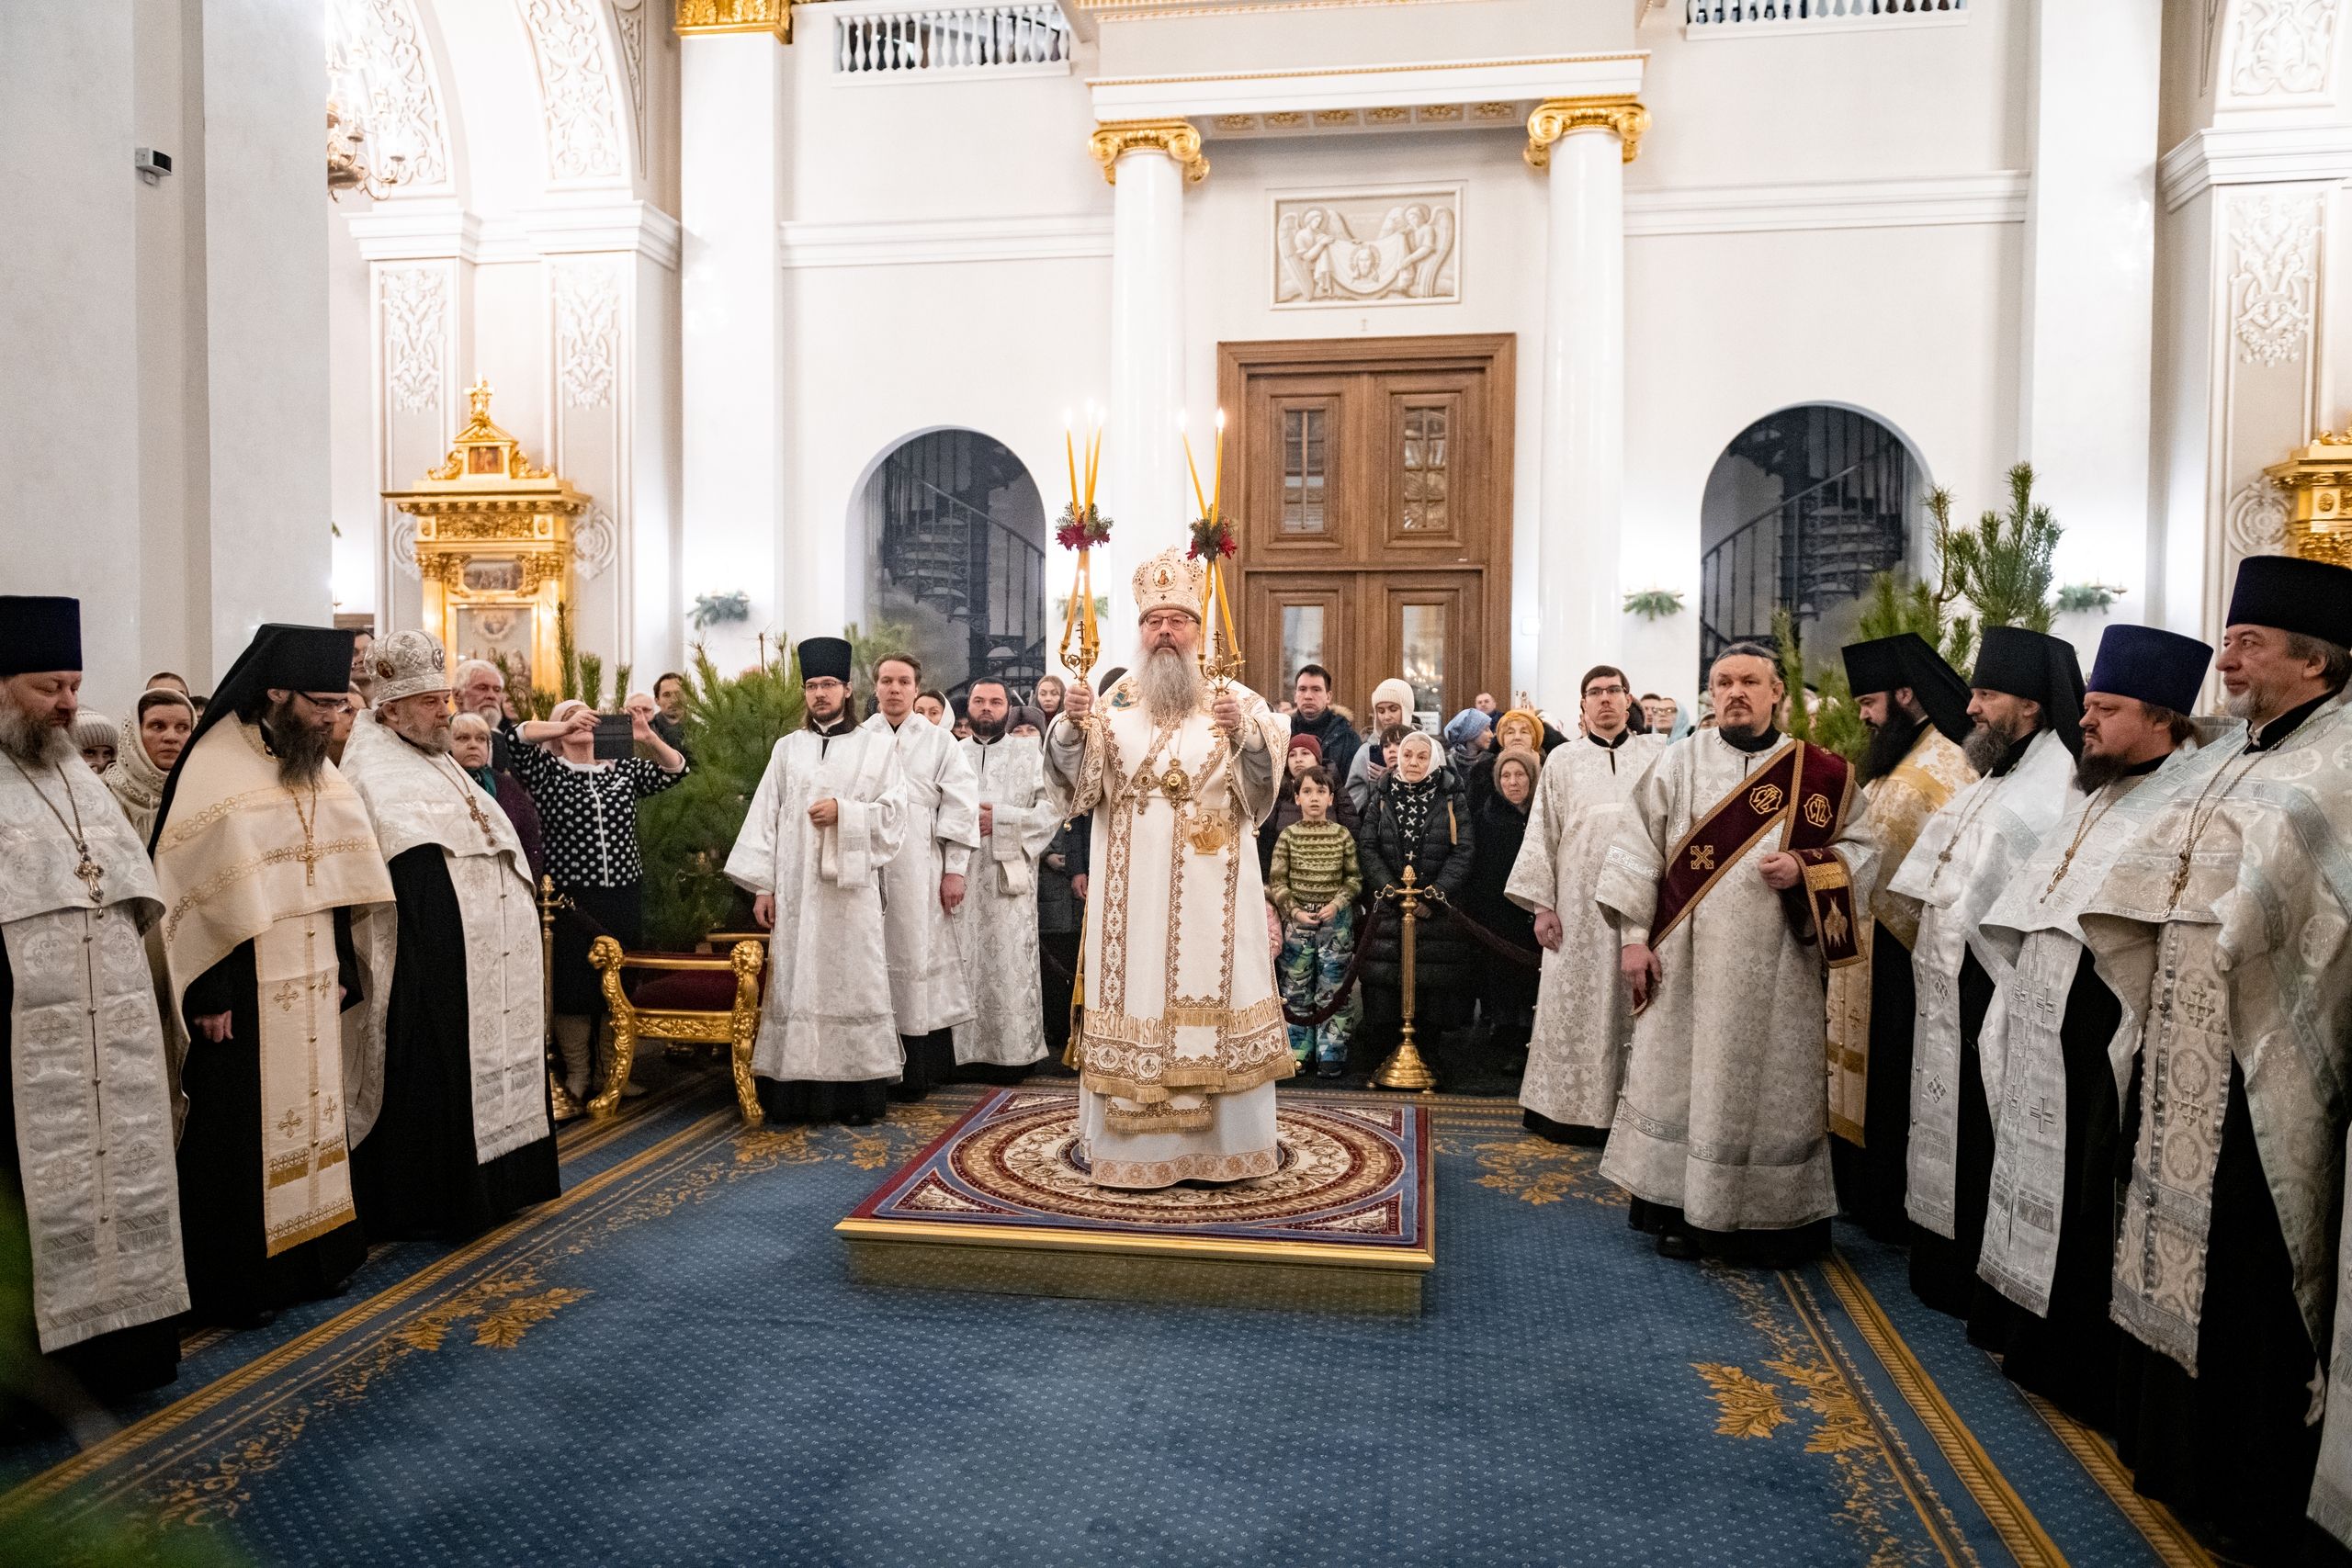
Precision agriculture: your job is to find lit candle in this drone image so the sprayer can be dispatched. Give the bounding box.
[1179,412,1209,520]
[1212,407,1226,525]
[1063,409,1080,516]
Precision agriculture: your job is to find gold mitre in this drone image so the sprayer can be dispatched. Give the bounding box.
[1132,547,1206,621]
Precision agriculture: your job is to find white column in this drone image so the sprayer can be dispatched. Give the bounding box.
[1532,102,1640,706]
[1098,123,1201,674]
[679,30,786,671]
[2020,0,2158,664]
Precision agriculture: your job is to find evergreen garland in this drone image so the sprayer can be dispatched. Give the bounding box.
[634,645,806,949]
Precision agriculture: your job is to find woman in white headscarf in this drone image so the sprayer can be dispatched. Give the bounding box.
[106,686,196,841]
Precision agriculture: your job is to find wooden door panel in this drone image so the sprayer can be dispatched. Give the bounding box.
[1246,575,1354,710]
[1381,378,1478,555]
[1376,575,1482,725]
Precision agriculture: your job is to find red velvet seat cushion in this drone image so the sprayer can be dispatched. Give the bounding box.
[627,966,763,1013]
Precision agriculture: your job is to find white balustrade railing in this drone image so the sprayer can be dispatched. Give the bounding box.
[833,4,1073,75]
[1687,0,1968,28]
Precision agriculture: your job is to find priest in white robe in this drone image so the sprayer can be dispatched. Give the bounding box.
[1046,547,1292,1189]
[952,678,1057,1077]
[0,596,187,1409]
[153,625,395,1326]
[1883,625,2082,1317]
[1597,641,1877,1261]
[1505,663,1664,1144]
[863,654,978,1100]
[337,631,556,1241]
[1970,624,2210,1428]
[727,637,909,1126]
[1826,633,1976,1239]
[2077,558,2352,1559]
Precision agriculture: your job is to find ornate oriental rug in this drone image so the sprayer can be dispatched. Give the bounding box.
[837,1089,1432,1312]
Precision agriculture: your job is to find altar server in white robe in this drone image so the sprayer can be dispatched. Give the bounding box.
[2078,558,2352,1560]
[727,637,909,1126]
[862,654,978,1100]
[1506,663,1664,1145]
[952,678,1057,1077]
[0,596,187,1409]
[337,631,556,1242]
[1883,625,2082,1318]
[1597,641,1877,1262]
[1970,624,2209,1428]
[1046,547,1293,1190]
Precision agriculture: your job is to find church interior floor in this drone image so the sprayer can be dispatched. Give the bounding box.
[4,1066,2209,1567]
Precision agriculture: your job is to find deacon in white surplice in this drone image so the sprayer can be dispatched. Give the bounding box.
[1596,641,1877,1262]
[0,596,187,1403]
[862,656,978,1100]
[1505,663,1664,1144]
[1882,626,2082,1317]
[336,631,556,1242]
[951,679,1057,1076]
[727,637,909,1126]
[1046,547,1293,1190]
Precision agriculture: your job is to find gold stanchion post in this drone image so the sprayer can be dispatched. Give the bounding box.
[1371,865,1437,1092]
[541,874,583,1123]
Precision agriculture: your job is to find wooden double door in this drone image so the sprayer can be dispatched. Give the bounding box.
[1218,333,1515,725]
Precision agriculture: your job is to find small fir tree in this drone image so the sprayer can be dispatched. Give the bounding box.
[576,652,605,713]
[1943,462,2061,632]
[634,644,807,948]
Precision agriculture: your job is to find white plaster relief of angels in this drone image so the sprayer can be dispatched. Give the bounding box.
[1276,200,1457,306]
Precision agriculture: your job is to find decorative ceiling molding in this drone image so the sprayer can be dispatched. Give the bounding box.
[2157,121,2352,210]
[517,0,628,186]
[780,213,1114,269]
[347,200,681,269]
[328,0,455,195]
[1624,171,2029,237]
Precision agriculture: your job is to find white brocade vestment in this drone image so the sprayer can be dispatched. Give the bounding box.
[1043,677,1291,1189]
[335,714,548,1163]
[1594,731,1881,1232]
[1970,739,2204,1315]
[1884,727,2077,1239]
[725,727,907,1084]
[1506,731,1666,1129]
[952,734,1056,1068]
[0,756,189,1353]
[862,712,978,1037]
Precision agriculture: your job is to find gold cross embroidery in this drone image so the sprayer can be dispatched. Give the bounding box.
[1820,901,1849,947]
[273,982,301,1011]
[1689,844,1716,872]
[276,1108,304,1138]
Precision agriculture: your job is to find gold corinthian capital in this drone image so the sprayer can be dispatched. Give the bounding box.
[673,0,790,41]
[1089,119,1210,186]
[1524,96,1649,169]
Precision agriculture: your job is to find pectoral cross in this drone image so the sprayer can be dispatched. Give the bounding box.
[298,840,322,886]
[73,851,103,904]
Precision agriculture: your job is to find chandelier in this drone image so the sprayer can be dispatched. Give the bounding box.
[324,16,414,200]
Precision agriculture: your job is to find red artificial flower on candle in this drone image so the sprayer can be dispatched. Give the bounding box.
[1056,502,1114,552]
[1186,515,1236,562]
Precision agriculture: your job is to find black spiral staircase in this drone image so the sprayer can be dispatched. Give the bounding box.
[874,431,1046,698]
[1699,407,1911,674]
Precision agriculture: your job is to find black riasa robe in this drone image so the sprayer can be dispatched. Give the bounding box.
[175,910,368,1325]
[350,847,558,1242]
[0,951,179,1408]
[1970,960,2123,1429]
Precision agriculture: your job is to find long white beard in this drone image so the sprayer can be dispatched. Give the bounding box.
[1139,647,1202,726]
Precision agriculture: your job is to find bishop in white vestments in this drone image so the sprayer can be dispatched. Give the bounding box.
[1596,642,1876,1261]
[337,632,556,1241]
[1970,624,2210,1427]
[727,637,909,1126]
[1505,665,1664,1143]
[952,679,1057,1076]
[862,658,978,1098]
[1045,548,1293,1190]
[1883,626,2082,1317]
[0,596,187,1404]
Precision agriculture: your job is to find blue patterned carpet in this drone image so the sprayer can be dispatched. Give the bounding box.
[2,1077,2208,1567]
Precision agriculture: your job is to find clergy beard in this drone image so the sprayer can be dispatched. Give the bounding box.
[0,700,72,767]
[1139,647,1202,726]
[1859,711,1926,785]
[2074,749,2137,793]
[1962,715,2024,775]
[264,695,333,786]
[386,709,453,755]
[968,713,1007,742]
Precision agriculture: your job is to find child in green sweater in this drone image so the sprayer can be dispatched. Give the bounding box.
[1268,768,1362,1077]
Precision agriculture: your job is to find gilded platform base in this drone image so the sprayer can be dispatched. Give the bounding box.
[842,1235,1423,1315]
